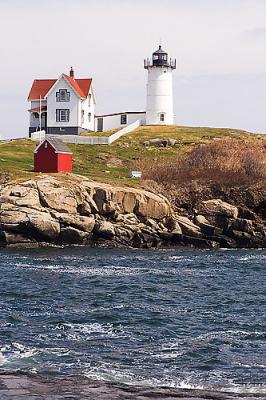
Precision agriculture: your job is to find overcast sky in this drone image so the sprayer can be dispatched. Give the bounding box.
[1,0,266,138]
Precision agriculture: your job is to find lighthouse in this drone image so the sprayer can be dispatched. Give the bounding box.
[144,45,176,125]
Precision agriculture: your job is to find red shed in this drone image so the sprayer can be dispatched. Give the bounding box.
[34,137,72,173]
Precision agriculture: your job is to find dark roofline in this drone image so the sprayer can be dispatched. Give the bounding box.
[34,137,72,154]
[95,111,146,118]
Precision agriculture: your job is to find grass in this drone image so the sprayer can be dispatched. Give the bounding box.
[0,125,263,185]
[80,129,120,137]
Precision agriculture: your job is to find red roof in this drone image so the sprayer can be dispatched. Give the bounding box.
[28,80,56,100]
[75,78,93,97]
[28,75,92,100]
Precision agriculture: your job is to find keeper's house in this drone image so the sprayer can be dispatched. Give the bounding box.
[28,68,95,136]
[34,137,72,173]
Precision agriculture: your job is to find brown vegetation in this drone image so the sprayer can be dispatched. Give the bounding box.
[138,138,266,186]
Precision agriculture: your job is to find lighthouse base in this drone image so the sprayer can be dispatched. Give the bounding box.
[145,112,174,126]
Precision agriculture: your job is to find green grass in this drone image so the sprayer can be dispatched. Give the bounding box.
[80,128,120,137]
[0,126,261,185]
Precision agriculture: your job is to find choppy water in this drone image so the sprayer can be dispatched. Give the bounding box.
[0,248,265,398]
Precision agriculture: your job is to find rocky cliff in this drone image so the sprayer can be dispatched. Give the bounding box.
[0,175,265,249]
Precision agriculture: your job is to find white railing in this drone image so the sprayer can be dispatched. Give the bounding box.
[30,119,143,145]
[30,130,46,142]
[108,120,142,144]
[47,135,110,145]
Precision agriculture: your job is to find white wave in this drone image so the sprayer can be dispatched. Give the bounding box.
[84,364,266,395]
[0,342,39,366]
[53,322,128,341]
[191,329,266,344]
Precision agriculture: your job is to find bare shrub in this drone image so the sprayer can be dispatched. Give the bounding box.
[138,138,266,187]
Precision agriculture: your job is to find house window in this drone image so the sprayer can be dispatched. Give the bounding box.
[88,112,92,123]
[56,109,70,122]
[160,113,165,122]
[121,114,127,125]
[81,110,84,124]
[88,93,92,107]
[56,89,70,102]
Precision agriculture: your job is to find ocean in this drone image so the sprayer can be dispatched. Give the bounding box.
[0,247,265,399]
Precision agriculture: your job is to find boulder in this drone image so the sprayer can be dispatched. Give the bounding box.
[59,227,88,244]
[143,138,177,147]
[37,178,78,214]
[227,218,254,235]
[136,194,171,220]
[86,182,171,219]
[56,214,95,233]
[182,235,220,249]
[0,184,41,210]
[238,207,257,221]
[174,216,202,238]
[94,221,115,238]
[253,223,266,236]
[0,231,34,246]
[145,218,159,230]
[114,226,134,241]
[199,199,238,219]
[0,208,28,231]
[194,215,223,236]
[27,210,60,240]
[122,192,137,214]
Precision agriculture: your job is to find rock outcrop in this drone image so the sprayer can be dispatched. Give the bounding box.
[0,175,265,249]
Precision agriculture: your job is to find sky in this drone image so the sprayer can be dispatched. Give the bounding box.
[0,0,266,138]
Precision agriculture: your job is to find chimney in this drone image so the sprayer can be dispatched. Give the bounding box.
[70,66,74,79]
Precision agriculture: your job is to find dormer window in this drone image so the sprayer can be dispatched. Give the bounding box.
[56,89,70,102]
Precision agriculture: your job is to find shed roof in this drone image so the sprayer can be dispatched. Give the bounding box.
[34,137,72,154]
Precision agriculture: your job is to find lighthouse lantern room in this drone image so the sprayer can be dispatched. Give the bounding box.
[144,45,176,126]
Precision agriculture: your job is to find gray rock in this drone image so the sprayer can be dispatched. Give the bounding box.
[27,211,60,240]
[59,227,88,244]
[182,235,220,249]
[145,218,159,230]
[195,215,223,236]
[57,214,95,233]
[94,221,115,238]
[199,199,238,219]
[0,231,34,246]
[174,216,202,238]
[228,218,254,235]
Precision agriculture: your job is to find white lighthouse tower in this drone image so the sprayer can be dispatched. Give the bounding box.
[144,45,176,125]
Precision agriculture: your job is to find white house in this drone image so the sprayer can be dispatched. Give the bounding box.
[28,67,96,136]
[95,111,146,132]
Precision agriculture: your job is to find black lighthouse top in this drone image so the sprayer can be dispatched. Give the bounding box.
[144,45,176,69]
[153,45,168,66]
